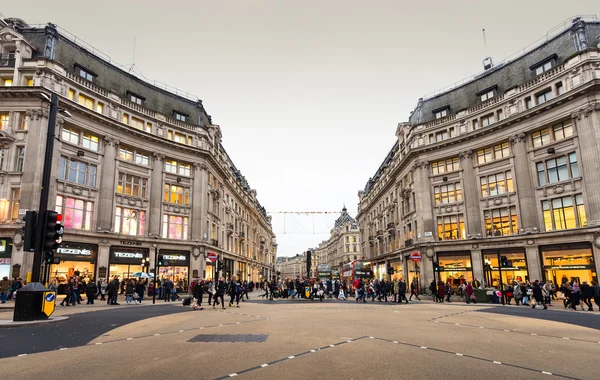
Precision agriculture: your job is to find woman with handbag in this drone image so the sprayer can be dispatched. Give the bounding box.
[465,281,476,304]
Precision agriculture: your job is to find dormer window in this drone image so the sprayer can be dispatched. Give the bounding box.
[530,54,557,76]
[173,111,188,122]
[477,85,497,102]
[433,106,450,120]
[127,92,145,106]
[76,65,96,82]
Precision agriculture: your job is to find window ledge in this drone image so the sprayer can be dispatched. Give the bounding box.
[536,177,580,190]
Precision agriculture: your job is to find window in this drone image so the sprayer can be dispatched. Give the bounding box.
[542,195,585,231]
[3,79,12,86]
[436,214,465,240]
[118,146,149,166]
[162,214,189,240]
[77,67,95,81]
[114,207,145,236]
[68,89,75,100]
[20,113,29,130]
[168,131,190,144]
[82,133,99,151]
[525,97,533,109]
[117,173,148,198]
[56,195,93,230]
[556,82,565,95]
[62,127,80,145]
[431,157,460,175]
[552,121,573,141]
[479,89,496,102]
[0,112,9,130]
[78,94,94,110]
[0,148,4,170]
[481,113,495,127]
[433,183,462,205]
[536,89,553,105]
[534,60,553,75]
[130,116,151,132]
[480,171,514,197]
[173,112,187,122]
[434,108,448,120]
[536,153,579,185]
[435,130,448,142]
[484,207,518,237]
[10,188,20,221]
[532,128,550,148]
[96,102,104,114]
[16,147,25,172]
[164,160,191,176]
[58,156,97,187]
[164,184,190,205]
[128,92,145,106]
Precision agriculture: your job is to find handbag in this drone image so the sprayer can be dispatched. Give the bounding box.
[470,294,476,301]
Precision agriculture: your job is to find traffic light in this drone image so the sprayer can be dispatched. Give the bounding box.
[433,261,439,271]
[23,211,37,252]
[45,252,60,265]
[43,211,63,251]
[500,256,510,268]
[387,266,394,275]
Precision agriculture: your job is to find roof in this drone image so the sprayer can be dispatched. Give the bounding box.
[334,206,357,228]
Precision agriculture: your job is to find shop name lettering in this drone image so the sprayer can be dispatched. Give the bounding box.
[114,252,144,258]
[57,248,92,256]
[480,242,523,247]
[163,255,186,261]
[120,240,142,246]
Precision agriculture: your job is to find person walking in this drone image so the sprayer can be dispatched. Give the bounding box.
[409,279,421,301]
[60,278,74,306]
[213,277,226,309]
[0,276,10,303]
[229,277,241,308]
[207,279,217,306]
[592,281,600,311]
[580,281,594,311]
[193,278,205,310]
[445,282,452,302]
[571,282,583,311]
[99,278,107,301]
[109,276,120,305]
[513,282,523,305]
[136,279,146,304]
[531,280,547,309]
[125,279,135,304]
[163,278,174,302]
[437,280,445,303]
[86,279,98,305]
[429,280,438,302]
[398,279,409,304]
[465,281,476,304]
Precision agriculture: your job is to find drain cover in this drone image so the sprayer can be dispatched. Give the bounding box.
[188,334,268,343]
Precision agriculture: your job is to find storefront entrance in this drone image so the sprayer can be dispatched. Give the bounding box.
[109,247,149,280]
[374,262,386,279]
[158,250,190,291]
[541,243,598,285]
[0,239,12,278]
[205,260,214,280]
[407,259,421,292]
[437,252,473,292]
[390,259,403,280]
[483,249,529,288]
[50,242,97,285]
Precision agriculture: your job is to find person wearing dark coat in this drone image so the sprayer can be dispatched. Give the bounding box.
[580,281,594,311]
[193,279,205,310]
[212,277,227,309]
[532,280,547,309]
[136,280,146,304]
[86,280,98,304]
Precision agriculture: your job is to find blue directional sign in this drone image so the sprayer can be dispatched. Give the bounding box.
[45,293,56,302]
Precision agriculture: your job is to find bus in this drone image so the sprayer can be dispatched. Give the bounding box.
[341,260,374,294]
[317,264,332,280]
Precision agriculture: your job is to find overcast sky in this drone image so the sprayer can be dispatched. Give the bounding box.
[3,1,598,256]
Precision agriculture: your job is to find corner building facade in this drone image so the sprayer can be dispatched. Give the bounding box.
[0,19,276,285]
[357,17,600,293]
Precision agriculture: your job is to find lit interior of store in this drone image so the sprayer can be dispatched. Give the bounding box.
[109,264,143,280]
[49,261,95,283]
[484,252,528,287]
[438,254,473,290]
[543,247,598,284]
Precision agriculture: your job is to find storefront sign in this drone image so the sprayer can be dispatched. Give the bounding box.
[547,265,595,270]
[480,241,523,247]
[163,255,186,261]
[56,248,92,256]
[438,267,470,272]
[114,252,144,259]
[159,251,190,265]
[410,252,421,263]
[0,258,10,264]
[120,240,142,246]
[0,239,11,258]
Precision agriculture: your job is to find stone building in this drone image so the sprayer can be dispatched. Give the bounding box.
[356,16,600,292]
[0,18,276,285]
[276,253,307,279]
[316,206,361,274]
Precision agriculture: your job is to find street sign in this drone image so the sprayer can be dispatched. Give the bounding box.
[410,252,422,263]
[208,252,218,262]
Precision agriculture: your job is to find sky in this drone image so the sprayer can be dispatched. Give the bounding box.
[3,1,598,256]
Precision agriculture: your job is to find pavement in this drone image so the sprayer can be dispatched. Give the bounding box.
[0,293,599,379]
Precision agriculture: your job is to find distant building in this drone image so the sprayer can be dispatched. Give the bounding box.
[316,206,361,273]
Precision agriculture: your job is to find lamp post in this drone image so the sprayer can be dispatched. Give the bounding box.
[152,243,158,304]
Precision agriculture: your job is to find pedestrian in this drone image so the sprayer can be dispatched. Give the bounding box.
[193,278,205,310]
[125,279,135,304]
[444,282,452,302]
[531,280,547,309]
[592,281,600,311]
[61,278,74,307]
[213,277,226,309]
[580,281,594,311]
[99,278,107,301]
[71,279,80,306]
[465,281,476,304]
[109,276,120,305]
[86,279,98,305]
[136,279,146,304]
[398,279,409,304]
[207,279,216,305]
[409,280,421,301]
[163,278,174,302]
[0,276,10,303]
[429,280,437,302]
[571,282,582,311]
[513,282,523,305]
[437,280,445,303]
[229,277,241,308]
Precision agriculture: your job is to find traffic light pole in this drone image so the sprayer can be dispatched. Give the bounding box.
[31,93,59,283]
[497,249,505,305]
[153,245,158,304]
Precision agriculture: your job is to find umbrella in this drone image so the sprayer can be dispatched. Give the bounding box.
[131,272,152,279]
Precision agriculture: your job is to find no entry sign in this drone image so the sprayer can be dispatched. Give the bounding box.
[207,252,218,262]
[410,252,422,263]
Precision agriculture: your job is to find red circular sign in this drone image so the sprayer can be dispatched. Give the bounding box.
[207,252,218,262]
[410,252,422,263]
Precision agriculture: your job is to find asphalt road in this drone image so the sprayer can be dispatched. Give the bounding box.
[1,296,599,379]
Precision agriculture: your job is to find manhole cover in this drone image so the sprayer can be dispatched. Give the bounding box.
[188,334,268,343]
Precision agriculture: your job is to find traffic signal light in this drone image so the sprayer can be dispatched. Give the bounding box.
[433,261,439,271]
[387,266,394,275]
[23,211,37,252]
[43,211,63,251]
[45,252,60,265]
[500,256,510,268]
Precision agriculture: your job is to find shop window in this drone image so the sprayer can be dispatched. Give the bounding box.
[162,214,189,240]
[436,214,465,241]
[480,171,514,197]
[541,246,596,285]
[431,157,460,175]
[56,195,93,230]
[536,153,579,186]
[437,254,473,289]
[114,207,146,236]
[483,251,528,286]
[484,207,518,237]
[0,112,9,130]
[541,195,586,231]
[433,182,462,205]
[117,173,147,198]
[163,184,190,205]
[58,156,97,187]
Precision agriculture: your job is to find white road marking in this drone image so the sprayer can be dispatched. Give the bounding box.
[369,336,374,339]
[229,373,238,377]
[154,334,160,336]
[531,333,537,336]
[200,327,204,329]
[310,350,316,353]
[562,337,570,340]
[346,340,352,343]
[178,330,184,333]
[126,338,133,340]
[288,356,295,359]
[479,326,484,329]
[18,354,27,357]
[493,361,502,365]
[236,322,240,325]
[542,371,552,375]
[420,346,427,349]
[455,323,460,326]
[393,341,398,344]
[456,353,463,356]
[329,344,335,347]
[95,342,102,345]
[219,324,223,327]
[261,364,269,368]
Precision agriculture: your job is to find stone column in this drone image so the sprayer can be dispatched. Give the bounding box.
[459,150,482,236]
[593,244,600,283]
[510,133,537,231]
[198,163,209,240]
[470,249,484,285]
[97,136,118,231]
[525,246,542,281]
[413,161,434,241]
[191,162,204,241]
[19,108,48,210]
[97,243,110,280]
[574,105,600,225]
[149,153,164,237]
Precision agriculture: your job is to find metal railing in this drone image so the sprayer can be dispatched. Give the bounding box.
[0,55,15,68]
